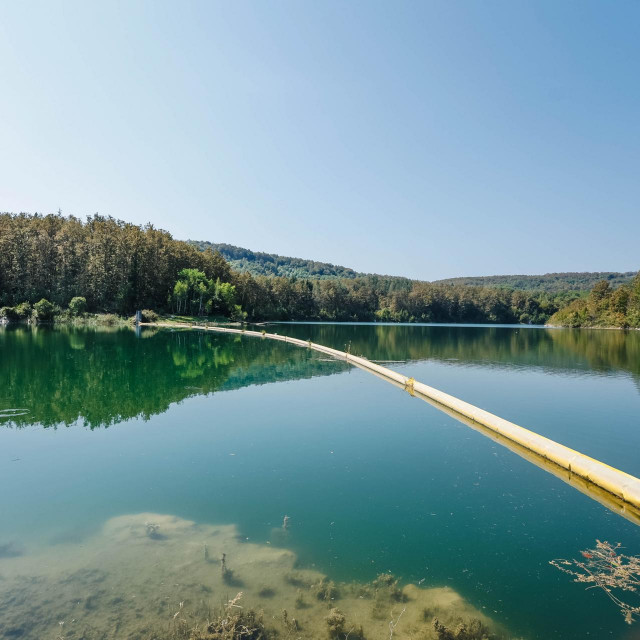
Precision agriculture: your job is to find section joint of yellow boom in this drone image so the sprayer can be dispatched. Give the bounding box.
[404,377,416,396]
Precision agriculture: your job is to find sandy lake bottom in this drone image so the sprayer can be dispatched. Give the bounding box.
[0,513,510,640]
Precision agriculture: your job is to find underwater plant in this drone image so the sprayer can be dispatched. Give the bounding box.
[281,609,299,632]
[325,608,346,637]
[313,578,340,601]
[369,574,406,620]
[432,617,494,640]
[189,592,271,639]
[220,552,243,586]
[324,608,365,640]
[550,540,640,625]
[371,573,405,602]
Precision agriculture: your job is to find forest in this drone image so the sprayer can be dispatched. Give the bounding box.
[187,239,359,279]
[548,276,640,328]
[434,271,637,292]
[0,213,232,318]
[0,212,634,327]
[230,272,566,324]
[189,239,637,293]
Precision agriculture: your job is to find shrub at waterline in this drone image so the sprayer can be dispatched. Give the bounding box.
[15,302,32,319]
[0,306,19,321]
[68,296,87,316]
[0,303,32,321]
[0,298,156,326]
[140,309,159,323]
[33,298,57,322]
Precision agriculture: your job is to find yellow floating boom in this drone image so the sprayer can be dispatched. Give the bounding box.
[149,323,640,524]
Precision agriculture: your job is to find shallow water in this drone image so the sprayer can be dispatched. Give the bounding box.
[1,324,639,639]
[0,512,499,640]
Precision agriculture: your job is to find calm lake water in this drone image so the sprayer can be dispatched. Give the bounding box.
[1,323,639,639]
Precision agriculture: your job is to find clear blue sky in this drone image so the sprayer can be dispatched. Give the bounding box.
[0,1,638,280]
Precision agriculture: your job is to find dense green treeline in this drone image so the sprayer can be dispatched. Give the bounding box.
[548,275,640,328]
[0,213,231,314]
[0,212,618,325]
[232,272,567,324]
[0,212,569,324]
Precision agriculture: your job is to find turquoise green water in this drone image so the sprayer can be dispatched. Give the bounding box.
[1,324,639,639]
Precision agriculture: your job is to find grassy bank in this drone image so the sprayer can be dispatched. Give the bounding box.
[155,313,236,326]
[0,313,131,328]
[0,297,239,329]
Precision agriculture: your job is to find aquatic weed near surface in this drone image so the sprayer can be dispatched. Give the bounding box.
[550,540,640,624]
[193,593,269,640]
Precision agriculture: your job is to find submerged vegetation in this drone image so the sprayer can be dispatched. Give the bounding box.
[185,592,271,640]
[432,617,495,640]
[0,513,511,640]
[550,540,640,625]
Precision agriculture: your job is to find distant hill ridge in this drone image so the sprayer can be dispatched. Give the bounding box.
[434,272,637,292]
[187,240,359,279]
[188,240,636,292]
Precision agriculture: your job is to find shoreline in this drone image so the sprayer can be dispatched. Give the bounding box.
[3,315,638,331]
[544,323,640,331]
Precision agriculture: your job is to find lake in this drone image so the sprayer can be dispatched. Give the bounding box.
[1,323,639,639]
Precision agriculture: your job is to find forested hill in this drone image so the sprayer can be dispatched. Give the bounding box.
[433,272,637,292]
[188,240,636,293]
[1,213,635,327]
[549,275,640,328]
[187,240,359,279]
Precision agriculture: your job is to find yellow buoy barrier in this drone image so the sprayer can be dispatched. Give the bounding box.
[147,322,640,524]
